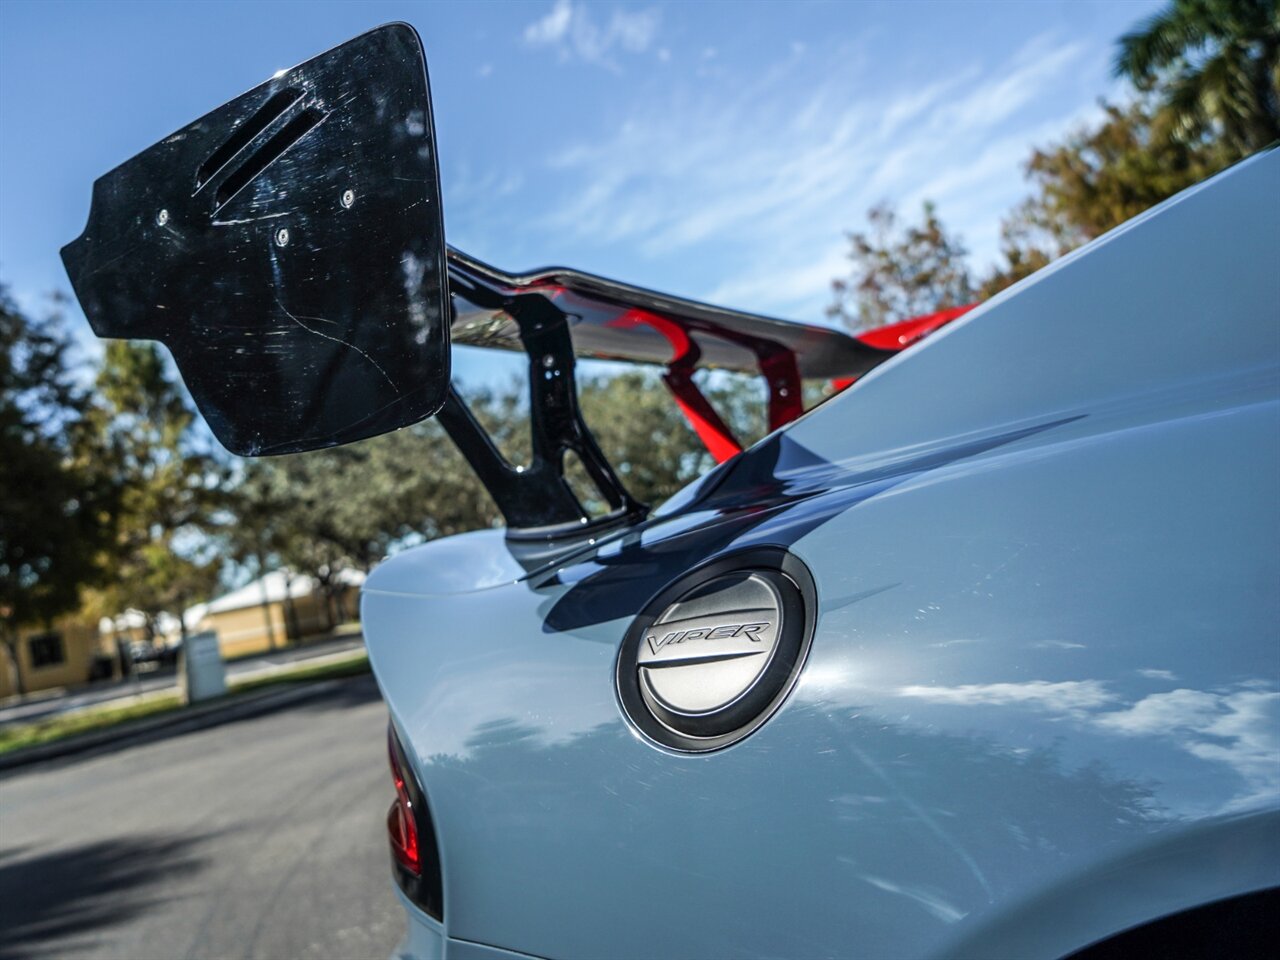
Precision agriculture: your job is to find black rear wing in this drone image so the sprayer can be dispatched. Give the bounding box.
[59,23,964,542]
[449,249,890,379]
[447,249,897,466]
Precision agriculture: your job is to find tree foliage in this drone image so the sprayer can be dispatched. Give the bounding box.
[979,97,1236,297]
[1115,0,1280,156]
[229,394,504,576]
[827,202,974,332]
[574,370,744,510]
[845,0,1278,308]
[87,340,225,638]
[0,290,116,690]
[219,369,763,616]
[221,387,516,625]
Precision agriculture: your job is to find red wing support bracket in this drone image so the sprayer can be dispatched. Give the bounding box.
[659,330,802,464]
[610,308,745,464]
[609,308,802,465]
[662,362,743,464]
[435,293,649,539]
[660,335,798,463]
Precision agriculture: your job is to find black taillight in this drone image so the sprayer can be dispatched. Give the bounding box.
[386,724,443,921]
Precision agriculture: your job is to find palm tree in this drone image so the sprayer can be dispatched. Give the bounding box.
[1114,0,1280,156]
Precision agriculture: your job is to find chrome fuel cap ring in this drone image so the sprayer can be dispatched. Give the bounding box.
[617,548,816,752]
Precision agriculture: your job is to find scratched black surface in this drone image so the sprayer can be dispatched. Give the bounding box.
[61,23,450,456]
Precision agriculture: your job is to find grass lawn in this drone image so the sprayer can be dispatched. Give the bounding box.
[0,652,370,756]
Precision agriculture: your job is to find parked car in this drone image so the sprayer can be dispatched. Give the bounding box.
[62,24,1277,960]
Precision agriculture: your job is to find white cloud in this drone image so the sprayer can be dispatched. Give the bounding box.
[898,678,1280,812]
[612,7,660,52]
[1096,688,1280,811]
[1137,668,1178,680]
[1093,688,1222,735]
[898,680,1117,714]
[524,0,573,46]
[948,39,1085,131]
[706,247,849,316]
[523,0,661,70]
[443,163,526,251]
[537,30,1096,318]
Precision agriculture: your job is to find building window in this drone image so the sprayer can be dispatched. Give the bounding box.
[28,632,65,669]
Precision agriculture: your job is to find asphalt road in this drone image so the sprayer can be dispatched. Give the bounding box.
[0,675,402,960]
[0,637,368,727]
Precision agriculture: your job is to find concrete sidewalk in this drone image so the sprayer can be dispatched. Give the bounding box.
[0,649,372,773]
[0,633,365,727]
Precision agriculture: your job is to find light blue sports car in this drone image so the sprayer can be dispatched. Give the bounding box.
[63,24,1278,960]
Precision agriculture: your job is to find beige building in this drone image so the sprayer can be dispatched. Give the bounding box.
[0,617,110,699]
[184,570,363,660]
[0,570,362,701]
[98,608,179,656]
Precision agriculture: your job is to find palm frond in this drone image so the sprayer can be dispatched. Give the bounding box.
[1115,7,1187,84]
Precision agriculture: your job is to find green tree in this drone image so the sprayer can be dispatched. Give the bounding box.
[976,203,1060,300]
[827,202,973,331]
[224,392,509,629]
[220,461,292,648]
[223,371,768,619]
[981,1,1278,296]
[1115,0,1280,157]
[91,341,225,645]
[574,370,723,509]
[979,98,1232,296]
[0,289,116,693]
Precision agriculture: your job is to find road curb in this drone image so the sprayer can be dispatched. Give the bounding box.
[0,675,367,774]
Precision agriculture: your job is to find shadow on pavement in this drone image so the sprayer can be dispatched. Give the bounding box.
[289,673,384,714]
[0,834,211,960]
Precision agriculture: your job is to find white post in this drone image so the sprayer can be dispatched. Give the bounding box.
[180,630,227,704]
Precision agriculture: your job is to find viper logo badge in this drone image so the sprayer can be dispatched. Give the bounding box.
[646,621,769,656]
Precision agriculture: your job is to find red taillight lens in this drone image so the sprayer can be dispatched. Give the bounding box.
[385,723,443,920]
[387,729,421,877]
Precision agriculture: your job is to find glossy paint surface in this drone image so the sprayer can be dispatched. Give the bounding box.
[365,151,1280,958]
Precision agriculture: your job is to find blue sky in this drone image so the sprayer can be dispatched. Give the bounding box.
[1,0,1158,386]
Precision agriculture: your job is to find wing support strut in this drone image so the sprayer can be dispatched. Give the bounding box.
[437,283,648,540]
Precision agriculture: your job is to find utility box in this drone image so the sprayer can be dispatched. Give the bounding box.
[181,631,227,704]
